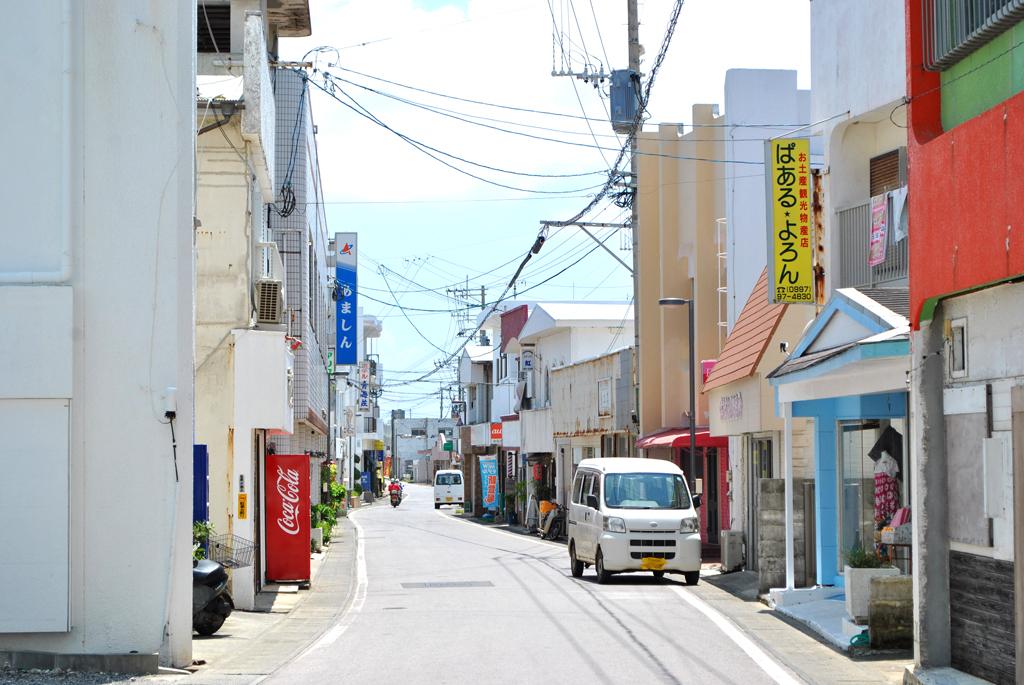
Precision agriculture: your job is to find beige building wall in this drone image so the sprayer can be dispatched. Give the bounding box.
[196,120,254,540]
[637,106,726,436]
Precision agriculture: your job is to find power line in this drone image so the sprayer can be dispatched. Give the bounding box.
[305,72,613,193]
[317,70,767,166]
[330,63,809,129]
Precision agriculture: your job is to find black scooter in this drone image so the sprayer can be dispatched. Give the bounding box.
[193,559,234,636]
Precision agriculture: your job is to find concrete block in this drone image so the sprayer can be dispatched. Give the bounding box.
[0,651,159,675]
[870,575,913,602]
[759,491,785,510]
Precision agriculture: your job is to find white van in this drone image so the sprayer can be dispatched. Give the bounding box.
[568,458,702,584]
[433,469,465,509]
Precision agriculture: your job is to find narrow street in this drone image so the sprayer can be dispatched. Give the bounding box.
[268,485,797,685]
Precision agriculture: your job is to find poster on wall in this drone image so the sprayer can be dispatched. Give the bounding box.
[765,138,814,304]
[868,194,889,266]
[265,454,311,582]
[480,456,499,510]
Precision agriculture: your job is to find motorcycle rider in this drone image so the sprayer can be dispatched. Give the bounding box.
[387,479,402,501]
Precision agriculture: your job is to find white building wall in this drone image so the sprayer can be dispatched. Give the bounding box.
[0,0,195,667]
[722,69,815,330]
[810,0,906,126]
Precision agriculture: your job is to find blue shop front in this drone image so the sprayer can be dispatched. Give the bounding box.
[768,288,911,588]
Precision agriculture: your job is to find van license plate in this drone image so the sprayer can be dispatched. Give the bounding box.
[445,497,453,502]
[640,557,667,571]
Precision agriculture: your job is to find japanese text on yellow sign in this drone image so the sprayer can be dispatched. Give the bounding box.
[237,493,248,520]
[767,138,814,304]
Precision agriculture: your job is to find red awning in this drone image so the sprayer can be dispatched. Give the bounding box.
[635,428,729,450]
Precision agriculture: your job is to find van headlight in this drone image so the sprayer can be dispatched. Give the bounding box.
[603,517,627,533]
[679,517,698,533]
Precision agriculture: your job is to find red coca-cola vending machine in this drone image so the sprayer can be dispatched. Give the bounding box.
[265,454,311,582]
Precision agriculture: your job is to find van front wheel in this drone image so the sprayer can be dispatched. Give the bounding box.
[595,549,611,584]
[569,543,584,578]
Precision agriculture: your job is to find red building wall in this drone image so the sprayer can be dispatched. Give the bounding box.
[906,0,1024,329]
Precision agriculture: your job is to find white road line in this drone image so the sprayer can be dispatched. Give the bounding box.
[294,513,368,659]
[670,586,801,685]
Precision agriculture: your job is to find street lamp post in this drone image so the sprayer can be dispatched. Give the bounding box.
[657,297,697,488]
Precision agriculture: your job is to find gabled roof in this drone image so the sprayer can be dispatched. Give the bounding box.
[518,302,633,343]
[703,268,785,392]
[768,287,909,381]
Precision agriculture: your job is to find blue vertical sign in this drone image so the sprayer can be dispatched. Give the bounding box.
[479,456,499,510]
[335,233,358,365]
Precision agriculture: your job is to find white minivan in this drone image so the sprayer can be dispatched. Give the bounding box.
[433,469,465,509]
[568,458,702,584]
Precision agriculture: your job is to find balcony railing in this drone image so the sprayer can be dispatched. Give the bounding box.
[257,241,284,282]
[923,0,1024,70]
[837,198,909,289]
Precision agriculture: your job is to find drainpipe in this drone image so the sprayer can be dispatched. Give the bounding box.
[198,100,238,136]
[784,401,795,591]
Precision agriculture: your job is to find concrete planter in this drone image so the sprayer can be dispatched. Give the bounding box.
[348,495,360,509]
[844,565,900,624]
[311,526,323,553]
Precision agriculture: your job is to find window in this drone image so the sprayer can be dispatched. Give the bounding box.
[604,473,691,510]
[435,473,462,486]
[584,446,595,460]
[411,428,427,437]
[572,473,585,504]
[602,435,614,458]
[498,353,508,381]
[581,473,595,506]
[869,149,906,197]
[838,419,908,570]
[197,3,230,54]
[922,0,1024,71]
[589,473,601,503]
[950,318,967,379]
[308,245,317,333]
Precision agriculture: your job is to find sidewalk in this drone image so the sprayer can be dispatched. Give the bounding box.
[694,572,910,684]
[453,512,912,684]
[179,514,359,684]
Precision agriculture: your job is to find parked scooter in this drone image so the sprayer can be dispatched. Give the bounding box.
[538,503,567,540]
[193,558,234,636]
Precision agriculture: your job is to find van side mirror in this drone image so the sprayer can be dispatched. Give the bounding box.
[692,494,702,509]
[586,494,599,509]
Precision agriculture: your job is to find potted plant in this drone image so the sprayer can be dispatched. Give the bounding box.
[843,546,899,624]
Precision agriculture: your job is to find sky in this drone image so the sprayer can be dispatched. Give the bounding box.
[280,0,811,417]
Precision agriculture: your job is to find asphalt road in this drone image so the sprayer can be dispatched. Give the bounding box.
[266,483,802,685]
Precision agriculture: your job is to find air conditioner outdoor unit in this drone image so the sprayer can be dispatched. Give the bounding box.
[721,530,745,572]
[254,279,284,324]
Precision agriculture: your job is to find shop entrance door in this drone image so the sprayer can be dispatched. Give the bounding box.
[706,448,720,545]
[747,437,773,571]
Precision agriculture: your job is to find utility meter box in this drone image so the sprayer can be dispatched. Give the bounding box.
[610,69,639,134]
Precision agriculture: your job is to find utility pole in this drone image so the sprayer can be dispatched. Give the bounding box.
[628,0,642,443]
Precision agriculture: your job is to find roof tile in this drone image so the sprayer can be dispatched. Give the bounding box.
[703,268,787,392]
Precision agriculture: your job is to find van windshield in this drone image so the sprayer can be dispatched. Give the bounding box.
[436,473,462,485]
[603,473,691,510]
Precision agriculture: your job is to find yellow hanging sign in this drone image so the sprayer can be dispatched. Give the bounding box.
[237,493,248,520]
[766,138,814,304]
